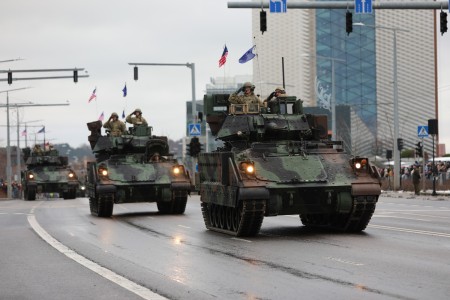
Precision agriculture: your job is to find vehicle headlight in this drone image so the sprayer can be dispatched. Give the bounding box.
[352,158,368,171]
[68,172,75,178]
[28,173,34,179]
[172,165,184,176]
[240,162,255,175]
[98,167,108,177]
[81,186,86,190]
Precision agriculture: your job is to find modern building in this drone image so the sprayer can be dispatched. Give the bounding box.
[251,1,438,158]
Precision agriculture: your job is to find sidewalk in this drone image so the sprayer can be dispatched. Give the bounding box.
[381,189,450,200]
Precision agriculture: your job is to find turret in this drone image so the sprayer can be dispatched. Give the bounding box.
[203,94,329,143]
[87,121,170,162]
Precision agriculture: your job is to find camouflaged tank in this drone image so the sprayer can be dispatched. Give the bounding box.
[22,147,79,200]
[198,94,381,236]
[86,121,191,217]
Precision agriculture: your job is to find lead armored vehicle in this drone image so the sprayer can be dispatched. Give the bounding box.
[86,121,191,217]
[198,94,381,236]
[22,146,79,200]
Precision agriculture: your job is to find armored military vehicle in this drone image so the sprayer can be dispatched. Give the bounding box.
[198,94,381,236]
[86,121,191,217]
[22,146,79,200]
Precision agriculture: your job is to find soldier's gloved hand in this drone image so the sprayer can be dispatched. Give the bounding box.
[235,87,243,94]
[268,92,275,100]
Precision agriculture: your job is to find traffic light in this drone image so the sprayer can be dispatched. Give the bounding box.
[260,10,267,34]
[73,70,78,83]
[346,11,353,35]
[386,149,392,160]
[415,142,423,157]
[441,11,448,35]
[7,71,12,85]
[186,141,192,156]
[190,137,202,157]
[397,138,404,151]
[133,66,138,81]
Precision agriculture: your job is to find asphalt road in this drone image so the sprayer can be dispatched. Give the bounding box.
[1,194,449,300]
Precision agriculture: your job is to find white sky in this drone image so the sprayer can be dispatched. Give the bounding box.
[1,0,449,152]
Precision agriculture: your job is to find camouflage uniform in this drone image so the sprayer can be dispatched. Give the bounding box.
[126,108,148,126]
[264,87,288,103]
[228,82,262,105]
[103,113,126,137]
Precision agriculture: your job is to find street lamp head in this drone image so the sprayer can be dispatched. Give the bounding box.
[353,22,365,26]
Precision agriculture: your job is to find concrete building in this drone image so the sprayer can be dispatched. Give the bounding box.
[251,1,438,158]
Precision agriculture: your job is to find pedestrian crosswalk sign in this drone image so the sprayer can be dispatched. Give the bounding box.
[188,123,201,136]
[417,125,428,137]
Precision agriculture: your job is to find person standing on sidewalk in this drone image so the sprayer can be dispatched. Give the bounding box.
[412,165,421,195]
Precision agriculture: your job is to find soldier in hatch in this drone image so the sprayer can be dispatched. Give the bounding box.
[263,87,288,104]
[103,112,126,137]
[126,108,148,126]
[228,82,262,105]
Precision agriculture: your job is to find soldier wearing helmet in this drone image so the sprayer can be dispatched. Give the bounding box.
[263,87,288,104]
[228,82,262,105]
[103,112,126,137]
[126,108,148,127]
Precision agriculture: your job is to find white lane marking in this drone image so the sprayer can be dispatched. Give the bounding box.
[27,215,167,300]
[369,224,450,238]
[177,225,190,229]
[231,237,252,243]
[326,256,364,266]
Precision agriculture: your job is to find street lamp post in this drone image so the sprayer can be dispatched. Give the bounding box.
[354,23,409,191]
[302,54,345,140]
[0,87,29,199]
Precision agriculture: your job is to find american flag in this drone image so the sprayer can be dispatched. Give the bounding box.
[98,112,104,121]
[21,129,27,136]
[88,88,97,103]
[219,45,228,68]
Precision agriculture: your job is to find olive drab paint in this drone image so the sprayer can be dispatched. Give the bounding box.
[86,121,191,217]
[197,94,381,237]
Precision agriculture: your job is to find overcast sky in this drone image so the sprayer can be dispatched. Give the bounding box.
[1,0,449,152]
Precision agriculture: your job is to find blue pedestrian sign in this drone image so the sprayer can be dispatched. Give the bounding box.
[417,125,429,138]
[355,0,373,14]
[188,123,201,136]
[270,0,287,13]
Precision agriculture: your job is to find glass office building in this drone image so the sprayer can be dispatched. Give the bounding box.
[252,3,436,157]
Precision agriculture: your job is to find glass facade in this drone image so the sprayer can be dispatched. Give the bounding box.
[315,8,377,137]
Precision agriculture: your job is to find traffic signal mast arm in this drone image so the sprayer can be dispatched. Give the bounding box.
[228,1,449,10]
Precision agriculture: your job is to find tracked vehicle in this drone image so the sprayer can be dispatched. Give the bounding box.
[86,121,191,217]
[198,94,381,236]
[22,147,79,200]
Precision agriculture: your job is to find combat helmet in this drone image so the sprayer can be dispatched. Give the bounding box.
[243,82,255,91]
[111,112,119,117]
[134,108,142,114]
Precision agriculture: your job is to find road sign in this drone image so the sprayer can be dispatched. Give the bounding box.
[188,123,201,136]
[417,125,429,138]
[355,0,373,14]
[270,0,287,13]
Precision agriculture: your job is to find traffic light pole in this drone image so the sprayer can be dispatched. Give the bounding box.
[128,62,197,185]
[421,138,426,193]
